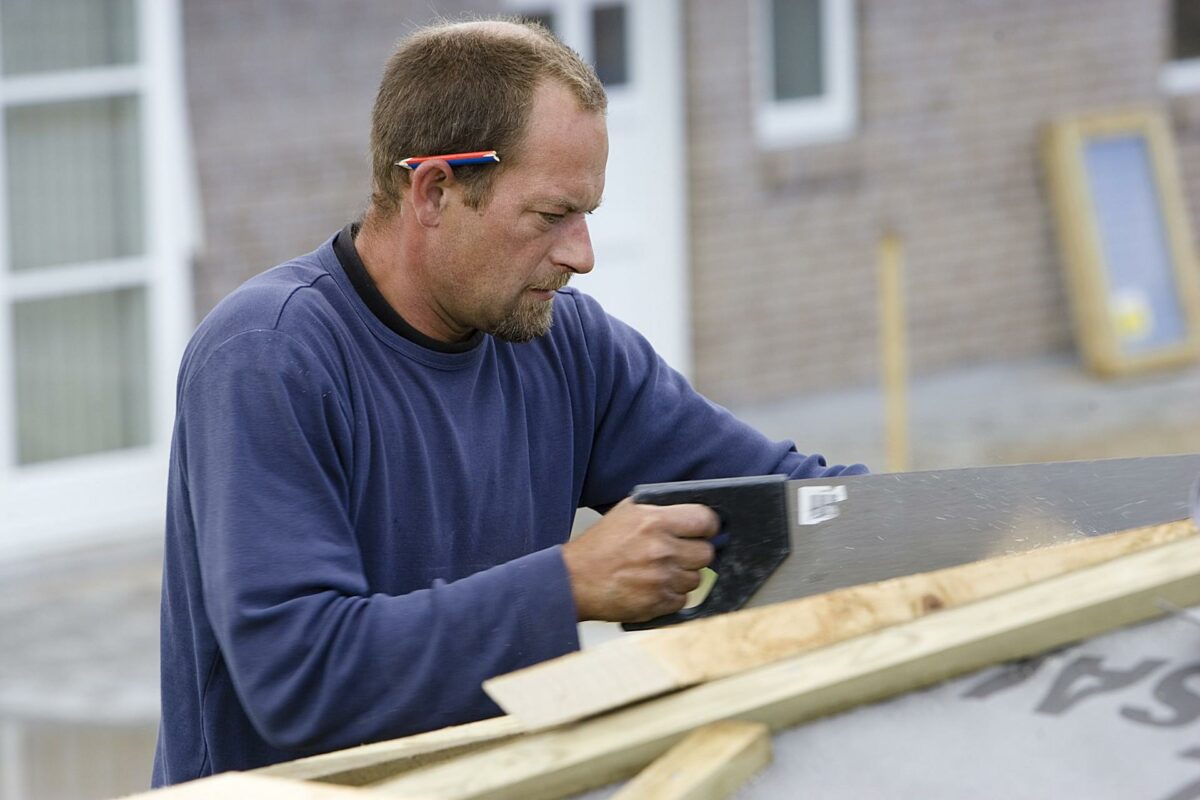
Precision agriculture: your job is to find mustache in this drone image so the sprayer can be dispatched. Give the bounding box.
[531,275,571,292]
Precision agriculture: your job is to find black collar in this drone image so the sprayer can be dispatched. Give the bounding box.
[333,223,483,353]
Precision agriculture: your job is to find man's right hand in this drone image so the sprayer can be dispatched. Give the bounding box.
[561,498,720,623]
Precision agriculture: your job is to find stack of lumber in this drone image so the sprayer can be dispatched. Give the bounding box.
[131,519,1200,800]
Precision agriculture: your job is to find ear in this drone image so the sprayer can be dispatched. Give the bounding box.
[407,160,456,227]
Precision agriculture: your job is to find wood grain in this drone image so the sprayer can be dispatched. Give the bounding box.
[252,715,521,786]
[611,721,771,800]
[118,772,372,798]
[376,530,1200,800]
[486,519,1195,730]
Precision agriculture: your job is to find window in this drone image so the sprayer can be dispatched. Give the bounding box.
[754,0,857,148]
[509,1,632,90]
[1163,0,1200,94]
[591,4,629,87]
[0,0,194,553]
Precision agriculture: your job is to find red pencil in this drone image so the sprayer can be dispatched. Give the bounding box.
[395,150,500,170]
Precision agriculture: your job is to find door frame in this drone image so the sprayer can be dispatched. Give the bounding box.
[501,0,691,374]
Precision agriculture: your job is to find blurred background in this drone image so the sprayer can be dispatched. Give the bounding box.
[2,1,1200,797]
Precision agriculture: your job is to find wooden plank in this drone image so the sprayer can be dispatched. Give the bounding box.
[485,519,1194,730]
[118,772,373,798]
[252,715,521,786]
[611,721,771,800]
[374,530,1200,800]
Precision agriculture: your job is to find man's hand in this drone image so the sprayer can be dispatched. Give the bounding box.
[561,498,720,623]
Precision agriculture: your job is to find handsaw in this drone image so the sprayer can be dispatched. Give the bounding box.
[624,453,1200,630]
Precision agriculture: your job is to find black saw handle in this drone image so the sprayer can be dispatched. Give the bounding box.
[621,474,791,631]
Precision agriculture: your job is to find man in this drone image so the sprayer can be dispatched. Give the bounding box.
[153,18,865,786]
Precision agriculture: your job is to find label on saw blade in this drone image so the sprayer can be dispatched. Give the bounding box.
[798,485,848,525]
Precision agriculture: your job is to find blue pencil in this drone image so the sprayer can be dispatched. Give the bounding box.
[395,150,500,170]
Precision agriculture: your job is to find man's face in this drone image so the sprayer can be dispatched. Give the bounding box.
[432,81,608,342]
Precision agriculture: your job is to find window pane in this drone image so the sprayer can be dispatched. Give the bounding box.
[14,288,149,464]
[772,0,823,101]
[592,4,628,87]
[5,95,144,272]
[1172,0,1200,61]
[0,0,137,75]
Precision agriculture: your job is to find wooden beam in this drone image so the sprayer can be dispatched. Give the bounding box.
[485,520,1195,730]
[374,531,1200,800]
[252,715,521,786]
[611,721,771,800]
[118,772,374,798]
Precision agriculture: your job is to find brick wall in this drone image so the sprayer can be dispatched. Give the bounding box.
[686,0,1178,406]
[183,2,1196,408]
[182,0,491,318]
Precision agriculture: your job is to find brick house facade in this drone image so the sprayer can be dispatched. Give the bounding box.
[689,0,1194,405]
[183,1,1200,407]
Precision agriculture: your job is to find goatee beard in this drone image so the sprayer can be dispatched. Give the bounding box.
[489,280,567,343]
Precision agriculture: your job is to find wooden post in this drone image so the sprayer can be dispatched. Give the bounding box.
[612,721,771,800]
[878,231,909,472]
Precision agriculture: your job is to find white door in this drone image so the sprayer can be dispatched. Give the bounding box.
[505,0,690,374]
[0,0,194,558]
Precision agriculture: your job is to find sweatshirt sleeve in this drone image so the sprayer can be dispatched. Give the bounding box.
[177,329,577,752]
[569,294,868,508]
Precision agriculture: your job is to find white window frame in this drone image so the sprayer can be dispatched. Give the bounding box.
[1162,60,1200,94]
[753,0,857,149]
[503,0,635,103]
[1161,59,1200,95]
[1163,58,1200,95]
[503,0,691,374]
[1163,2,1200,95]
[0,0,195,559]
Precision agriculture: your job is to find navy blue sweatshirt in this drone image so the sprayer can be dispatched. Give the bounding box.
[152,231,866,784]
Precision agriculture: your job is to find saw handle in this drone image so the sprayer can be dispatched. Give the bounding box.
[621,474,791,630]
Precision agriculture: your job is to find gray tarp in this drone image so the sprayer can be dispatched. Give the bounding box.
[585,608,1200,799]
[747,610,1197,798]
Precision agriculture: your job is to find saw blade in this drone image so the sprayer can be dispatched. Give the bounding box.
[749,453,1200,607]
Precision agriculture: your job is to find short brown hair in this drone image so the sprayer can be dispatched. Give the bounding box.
[370,18,606,214]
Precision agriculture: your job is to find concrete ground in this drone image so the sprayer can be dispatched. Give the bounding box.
[0,536,161,800]
[1,352,1198,799]
[737,352,1200,470]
